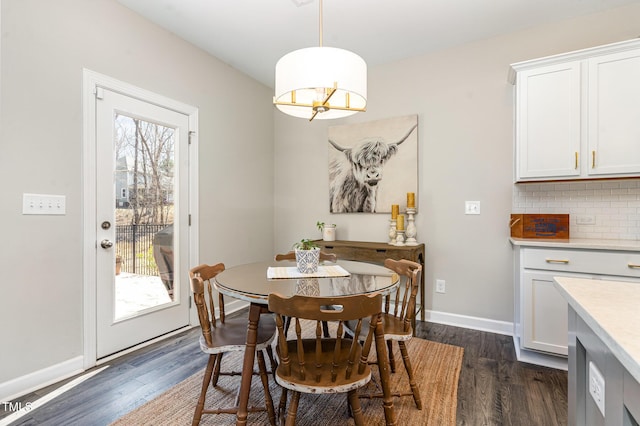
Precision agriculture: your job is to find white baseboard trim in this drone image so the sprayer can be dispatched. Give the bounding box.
[0,356,84,402]
[423,309,514,336]
[224,299,250,316]
[513,336,568,371]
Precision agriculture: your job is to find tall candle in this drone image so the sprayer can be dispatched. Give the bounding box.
[407,192,415,208]
[391,204,399,219]
[396,214,404,230]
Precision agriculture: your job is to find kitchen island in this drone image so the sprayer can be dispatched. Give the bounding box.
[553,276,640,425]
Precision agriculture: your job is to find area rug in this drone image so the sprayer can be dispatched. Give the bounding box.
[112,335,463,426]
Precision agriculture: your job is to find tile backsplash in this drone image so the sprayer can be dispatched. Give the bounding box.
[512,179,640,240]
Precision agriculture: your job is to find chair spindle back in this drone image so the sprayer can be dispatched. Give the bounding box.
[269,293,382,385]
[383,258,422,332]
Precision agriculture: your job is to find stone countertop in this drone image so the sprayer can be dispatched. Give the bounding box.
[510,237,640,252]
[553,276,640,384]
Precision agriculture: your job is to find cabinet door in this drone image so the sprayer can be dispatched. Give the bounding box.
[522,270,577,355]
[588,49,640,176]
[516,62,582,181]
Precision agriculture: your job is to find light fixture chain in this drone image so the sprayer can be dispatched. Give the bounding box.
[319,0,323,47]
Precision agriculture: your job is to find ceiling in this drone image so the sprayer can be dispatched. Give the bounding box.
[116,0,639,88]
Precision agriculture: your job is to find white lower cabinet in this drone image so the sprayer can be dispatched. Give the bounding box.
[513,244,640,367]
[522,270,576,356]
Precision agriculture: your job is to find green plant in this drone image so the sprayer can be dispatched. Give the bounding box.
[316,221,336,231]
[292,238,319,251]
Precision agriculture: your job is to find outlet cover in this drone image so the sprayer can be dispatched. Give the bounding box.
[435,279,446,293]
[465,201,480,215]
[576,215,596,225]
[589,361,605,416]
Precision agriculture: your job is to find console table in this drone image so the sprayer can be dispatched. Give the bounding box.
[315,240,426,321]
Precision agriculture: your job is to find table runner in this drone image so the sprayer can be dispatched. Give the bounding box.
[267,265,351,279]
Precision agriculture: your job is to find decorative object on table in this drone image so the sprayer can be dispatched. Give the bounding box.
[292,239,321,273]
[273,0,367,122]
[316,220,337,241]
[405,207,418,246]
[294,279,320,296]
[509,213,570,239]
[388,204,399,245]
[388,218,398,245]
[395,214,406,246]
[328,114,418,213]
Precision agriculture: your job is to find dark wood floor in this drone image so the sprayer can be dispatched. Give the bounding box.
[2,320,567,425]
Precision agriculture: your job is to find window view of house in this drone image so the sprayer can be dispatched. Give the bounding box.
[114,113,175,319]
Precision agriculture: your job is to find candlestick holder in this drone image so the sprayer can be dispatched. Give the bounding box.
[405,207,418,246]
[388,219,397,245]
[395,230,406,246]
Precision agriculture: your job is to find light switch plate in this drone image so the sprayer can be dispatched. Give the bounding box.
[22,193,66,215]
[465,201,481,215]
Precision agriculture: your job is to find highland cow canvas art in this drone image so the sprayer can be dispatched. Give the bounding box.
[328,115,418,213]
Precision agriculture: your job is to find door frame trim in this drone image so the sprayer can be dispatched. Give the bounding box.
[82,69,199,369]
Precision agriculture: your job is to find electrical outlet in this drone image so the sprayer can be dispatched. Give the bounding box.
[22,193,66,215]
[465,201,480,215]
[589,361,605,416]
[435,279,446,294]
[576,215,596,225]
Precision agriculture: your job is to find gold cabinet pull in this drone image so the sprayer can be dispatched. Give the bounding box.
[592,151,596,168]
[628,263,640,269]
[575,152,579,169]
[545,258,569,264]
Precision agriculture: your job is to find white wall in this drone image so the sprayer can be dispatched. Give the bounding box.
[274,3,640,324]
[0,0,274,387]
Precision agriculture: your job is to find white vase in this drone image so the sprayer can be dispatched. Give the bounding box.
[322,225,336,241]
[295,248,320,273]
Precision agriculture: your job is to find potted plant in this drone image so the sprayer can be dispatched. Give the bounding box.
[293,238,321,273]
[317,221,337,241]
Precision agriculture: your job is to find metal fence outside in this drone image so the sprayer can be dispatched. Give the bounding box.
[116,224,167,276]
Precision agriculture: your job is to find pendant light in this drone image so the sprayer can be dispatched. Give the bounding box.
[273,0,367,121]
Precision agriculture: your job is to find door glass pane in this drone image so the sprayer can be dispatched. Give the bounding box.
[114,113,175,321]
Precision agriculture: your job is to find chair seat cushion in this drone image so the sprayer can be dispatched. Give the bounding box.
[275,338,371,394]
[199,314,276,354]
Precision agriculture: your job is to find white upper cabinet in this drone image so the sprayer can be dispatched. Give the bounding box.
[510,39,640,182]
[515,62,582,180]
[587,49,640,176]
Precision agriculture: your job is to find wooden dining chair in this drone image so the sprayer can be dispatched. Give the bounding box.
[268,292,383,426]
[189,263,277,426]
[345,258,423,410]
[274,250,338,338]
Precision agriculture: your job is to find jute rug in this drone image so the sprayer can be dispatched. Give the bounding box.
[112,334,463,425]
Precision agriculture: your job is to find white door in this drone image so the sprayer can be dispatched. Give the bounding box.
[94,87,191,359]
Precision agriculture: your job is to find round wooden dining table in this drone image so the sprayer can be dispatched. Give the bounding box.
[214,259,400,426]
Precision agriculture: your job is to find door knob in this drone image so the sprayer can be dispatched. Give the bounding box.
[100,239,114,249]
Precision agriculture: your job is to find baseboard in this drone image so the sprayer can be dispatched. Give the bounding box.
[423,309,514,336]
[513,336,568,371]
[0,356,84,402]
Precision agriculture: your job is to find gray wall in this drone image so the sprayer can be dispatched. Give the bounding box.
[0,0,274,384]
[273,2,640,324]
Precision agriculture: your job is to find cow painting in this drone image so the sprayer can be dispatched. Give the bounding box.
[328,120,417,213]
